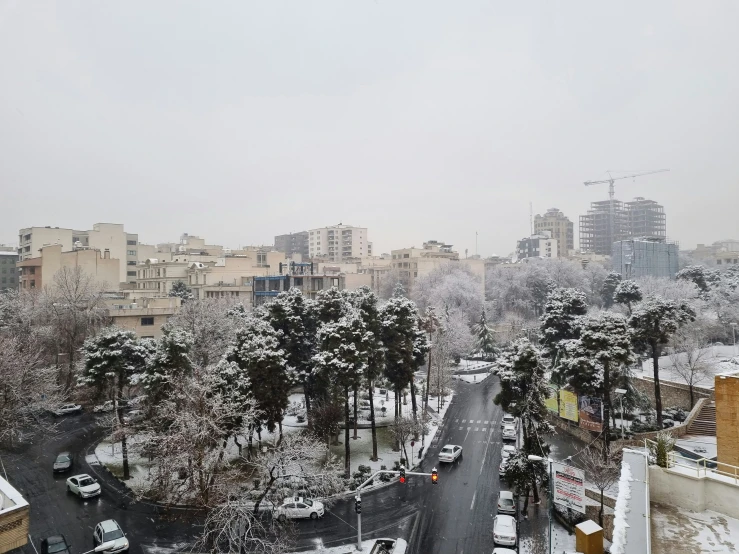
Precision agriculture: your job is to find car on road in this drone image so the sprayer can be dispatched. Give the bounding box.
[492,548,517,554]
[370,538,407,554]
[501,413,516,429]
[53,452,73,473]
[53,403,82,417]
[502,425,516,441]
[498,459,508,477]
[438,444,463,463]
[41,535,72,554]
[273,497,325,521]
[493,514,517,547]
[501,445,516,459]
[93,520,129,554]
[123,410,145,425]
[66,474,101,498]
[497,490,516,515]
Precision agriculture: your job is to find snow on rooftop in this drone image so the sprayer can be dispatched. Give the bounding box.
[576,519,603,534]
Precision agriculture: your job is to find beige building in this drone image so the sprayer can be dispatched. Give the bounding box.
[716,370,739,467]
[107,296,181,339]
[16,244,120,291]
[18,223,141,285]
[308,224,372,261]
[691,239,739,268]
[0,476,29,554]
[534,208,574,257]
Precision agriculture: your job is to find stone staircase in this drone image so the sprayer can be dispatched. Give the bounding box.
[687,401,716,436]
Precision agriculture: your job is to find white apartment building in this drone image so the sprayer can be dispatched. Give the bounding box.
[308,224,372,262]
[18,223,140,285]
[515,232,558,261]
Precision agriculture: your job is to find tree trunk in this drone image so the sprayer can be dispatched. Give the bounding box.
[353,384,358,440]
[234,435,242,457]
[303,381,312,428]
[522,486,530,512]
[344,386,351,478]
[368,379,378,461]
[394,387,400,451]
[424,344,432,420]
[278,420,283,445]
[253,472,277,515]
[652,343,664,429]
[531,478,540,504]
[603,363,611,460]
[247,429,254,461]
[410,379,418,424]
[599,489,605,527]
[689,384,695,409]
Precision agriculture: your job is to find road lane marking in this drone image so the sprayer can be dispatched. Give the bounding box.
[477,420,481,424]
[464,428,471,442]
[482,428,486,432]
[462,419,466,423]
[459,427,463,431]
[455,419,458,423]
[484,420,489,424]
[470,491,477,510]
[475,427,479,432]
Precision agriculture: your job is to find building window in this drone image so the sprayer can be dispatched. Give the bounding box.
[127,240,137,246]
[29,267,35,274]
[127,250,137,256]
[141,317,155,326]
[127,271,136,277]
[269,280,281,291]
[313,279,323,291]
[294,277,303,286]
[141,336,155,339]
[403,254,410,258]
[127,261,136,266]
[30,280,35,288]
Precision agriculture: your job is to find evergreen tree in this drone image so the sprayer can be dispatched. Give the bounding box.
[80,327,151,479]
[676,265,716,294]
[141,325,193,407]
[472,307,497,360]
[614,280,643,315]
[601,272,622,308]
[539,288,588,382]
[315,287,350,324]
[629,297,695,428]
[168,280,194,301]
[313,309,370,477]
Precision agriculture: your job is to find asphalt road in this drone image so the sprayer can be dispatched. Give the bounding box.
[1,412,197,554]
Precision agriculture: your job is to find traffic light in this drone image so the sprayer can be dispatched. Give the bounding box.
[355,497,362,514]
[431,467,438,484]
[399,465,406,484]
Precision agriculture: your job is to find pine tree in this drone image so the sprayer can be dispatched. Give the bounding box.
[141,325,193,407]
[473,308,497,360]
[80,327,151,479]
[601,272,622,308]
[614,280,642,315]
[629,297,695,428]
[539,288,588,382]
[168,280,194,301]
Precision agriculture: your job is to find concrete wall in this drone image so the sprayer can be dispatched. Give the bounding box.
[632,375,714,411]
[649,465,739,520]
[716,372,739,467]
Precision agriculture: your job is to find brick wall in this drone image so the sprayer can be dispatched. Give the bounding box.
[716,373,739,466]
[0,506,29,554]
[632,376,714,411]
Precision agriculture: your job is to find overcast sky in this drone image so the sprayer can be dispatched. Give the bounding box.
[2,1,738,257]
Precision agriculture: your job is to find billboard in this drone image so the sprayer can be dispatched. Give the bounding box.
[544,387,559,414]
[579,395,604,432]
[552,461,586,514]
[559,390,578,422]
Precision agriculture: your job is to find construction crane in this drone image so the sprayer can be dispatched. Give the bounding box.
[583,169,670,254]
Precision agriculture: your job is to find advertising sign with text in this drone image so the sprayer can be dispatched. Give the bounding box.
[552,461,586,514]
[559,390,578,422]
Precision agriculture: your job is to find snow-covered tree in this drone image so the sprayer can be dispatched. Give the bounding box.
[582,262,609,307]
[629,296,696,428]
[676,265,718,295]
[378,268,406,300]
[141,325,193,406]
[539,288,588,371]
[262,289,318,420]
[576,446,620,527]
[224,318,292,441]
[634,275,700,303]
[80,327,152,479]
[168,280,194,301]
[668,324,711,408]
[504,450,549,512]
[412,264,484,324]
[614,280,643,315]
[601,272,622,309]
[315,287,350,324]
[313,308,370,477]
[472,307,497,360]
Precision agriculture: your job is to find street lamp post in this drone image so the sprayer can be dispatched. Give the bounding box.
[528,455,553,554]
[731,322,737,356]
[615,388,627,441]
[81,541,117,554]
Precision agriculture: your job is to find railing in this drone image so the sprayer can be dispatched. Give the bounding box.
[666,451,739,486]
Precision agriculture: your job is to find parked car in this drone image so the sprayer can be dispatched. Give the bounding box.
[93,520,129,554]
[501,445,516,459]
[66,474,101,498]
[53,452,73,473]
[41,535,72,554]
[53,403,82,417]
[498,459,508,477]
[492,549,517,554]
[123,410,144,425]
[502,425,516,441]
[369,538,407,554]
[501,413,516,429]
[493,514,517,546]
[497,490,516,515]
[273,497,325,521]
[438,444,463,463]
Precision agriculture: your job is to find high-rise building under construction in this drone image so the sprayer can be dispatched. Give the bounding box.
[579,197,666,256]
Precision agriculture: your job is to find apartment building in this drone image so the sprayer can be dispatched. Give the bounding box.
[690,239,739,267]
[308,224,372,262]
[18,223,140,285]
[106,296,181,339]
[612,239,679,280]
[0,476,29,553]
[516,232,558,260]
[275,232,310,259]
[0,247,19,291]
[253,273,345,307]
[16,244,120,291]
[534,208,573,257]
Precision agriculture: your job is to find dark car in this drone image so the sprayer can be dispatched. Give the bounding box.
[41,535,72,554]
[53,452,73,473]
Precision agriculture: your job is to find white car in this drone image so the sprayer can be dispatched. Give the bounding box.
[273,497,325,521]
[54,403,82,416]
[438,444,463,463]
[497,490,516,515]
[499,459,508,477]
[501,413,516,429]
[492,549,518,554]
[93,519,129,554]
[66,474,101,498]
[370,538,407,554]
[501,445,517,459]
[502,425,516,441]
[493,514,517,546]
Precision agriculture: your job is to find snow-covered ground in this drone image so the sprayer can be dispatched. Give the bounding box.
[455,359,494,373]
[452,373,490,384]
[651,502,739,554]
[636,345,739,390]
[289,538,406,553]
